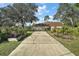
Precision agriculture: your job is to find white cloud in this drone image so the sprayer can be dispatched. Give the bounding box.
[49,15,53,19]
[38,5,46,10]
[48,16,53,21]
[37,12,43,16]
[35,12,43,16]
[36,17,44,23]
[36,5,50,16]
[38,5,47,12]
[35,5,47,16]
[35,5,52,23]
[38,12,42,15]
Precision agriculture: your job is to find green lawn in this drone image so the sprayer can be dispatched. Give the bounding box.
[0,31,32,56]
[0,41,21,56]
[48,31,79,56]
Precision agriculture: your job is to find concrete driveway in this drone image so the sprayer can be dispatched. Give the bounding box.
[9,31,75,56]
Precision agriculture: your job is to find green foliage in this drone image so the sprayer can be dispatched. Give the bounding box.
[0,3,39,27]
[53,25,79,37]
[0,27,32,43]
[75,3,79,7]
[0,41,21,55]
[51,28,62,33]
[62,26,79,36]
[63,26,73,34]
[0,32,8,43]
[44,15,50,22]
[72,28,79,36]
[54,3,79,27]
[51,32,79,55]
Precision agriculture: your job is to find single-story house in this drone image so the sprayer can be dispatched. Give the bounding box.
[32,23,49,31]
[45,22,63,30]
[32,22,63,31]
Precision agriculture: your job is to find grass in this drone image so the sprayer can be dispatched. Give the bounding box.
[0,31,32,56]
[48,31,79,56]
[0,41,21,56]
[27,31,33,36]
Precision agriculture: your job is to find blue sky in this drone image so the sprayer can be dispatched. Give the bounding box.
[36,3,59,23]
[0,3,10,8]
[0,3,59,23]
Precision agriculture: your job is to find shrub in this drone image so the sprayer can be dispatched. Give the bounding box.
[72,28,79,36]
[0,26,32,42]
[0,32,8,43]
[65,27,73,34]
[59,26,79,36]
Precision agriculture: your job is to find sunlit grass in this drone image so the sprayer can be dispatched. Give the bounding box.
[0,41,21,56]
[48,31,79,56]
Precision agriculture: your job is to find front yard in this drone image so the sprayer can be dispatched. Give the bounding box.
[0,41,21,56]
[48,31,79,56]
[0,30,32,56]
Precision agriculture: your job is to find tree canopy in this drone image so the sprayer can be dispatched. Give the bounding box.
[44,15,50,22]
[54,3,79,27]
[0,3,39,27]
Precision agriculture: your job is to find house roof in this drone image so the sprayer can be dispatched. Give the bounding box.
[45,22,63,27]
[34,23,48,27]
[34,22,63,27]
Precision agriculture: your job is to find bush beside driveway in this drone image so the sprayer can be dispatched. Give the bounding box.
[0,27,33,56]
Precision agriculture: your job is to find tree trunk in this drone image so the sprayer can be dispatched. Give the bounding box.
[69,18,74,26]
[21,18,25,28]
[32,21,35,26]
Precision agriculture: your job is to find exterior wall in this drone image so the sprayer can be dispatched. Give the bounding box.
[32,26,44,31]
[56,26,62,28]
[50,26,62,31]
[32,26,49,31]
[51,27,54,31]
[32,26,62,31]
